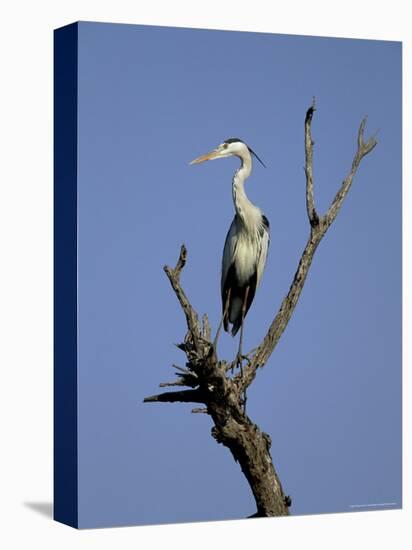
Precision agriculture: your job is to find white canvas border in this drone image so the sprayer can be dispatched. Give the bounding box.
[0,1,409,549]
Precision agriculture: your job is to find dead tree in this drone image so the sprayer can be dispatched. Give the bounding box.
[144,102,377,518]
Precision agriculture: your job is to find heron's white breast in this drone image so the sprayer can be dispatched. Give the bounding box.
[233,229,261,285]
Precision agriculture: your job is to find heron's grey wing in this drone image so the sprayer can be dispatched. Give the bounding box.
[256,216,270,287]
[221,217,238,296]
[221,217,239,329]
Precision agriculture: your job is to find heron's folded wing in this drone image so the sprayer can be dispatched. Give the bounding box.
[256,219,270,287]
[221,217,238,296]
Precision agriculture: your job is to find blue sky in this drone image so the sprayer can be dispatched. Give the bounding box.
[75,22,401,527]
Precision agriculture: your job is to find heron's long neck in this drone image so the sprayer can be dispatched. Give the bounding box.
[232,156,258,225]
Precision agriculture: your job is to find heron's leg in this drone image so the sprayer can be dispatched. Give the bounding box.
[237,286,250,365]
[213,288,231,350]
[236,286,250,412]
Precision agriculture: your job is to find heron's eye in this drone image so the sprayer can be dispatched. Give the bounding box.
[223,143,228,149]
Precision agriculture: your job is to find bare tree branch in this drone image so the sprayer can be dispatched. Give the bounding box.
[159,380,186,388]
[164,245,201,352]
[192,407,208,414]
[304,97,319,227]
[324,117,377,229]
[144,103,377,518]
[202,314,211,341]
[144,389,205,404]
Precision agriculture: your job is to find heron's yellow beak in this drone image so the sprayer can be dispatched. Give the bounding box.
[189,149,221,165]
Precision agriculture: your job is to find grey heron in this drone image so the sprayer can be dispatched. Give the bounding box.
[190,138,269,371]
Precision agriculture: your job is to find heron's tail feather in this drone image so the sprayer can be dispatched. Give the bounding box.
[231,321,241,337]
[229,296,242,336]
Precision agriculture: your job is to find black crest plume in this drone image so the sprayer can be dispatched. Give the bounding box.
[224,137,266,168]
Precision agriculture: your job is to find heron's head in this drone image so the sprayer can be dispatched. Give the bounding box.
[190,138,265,167]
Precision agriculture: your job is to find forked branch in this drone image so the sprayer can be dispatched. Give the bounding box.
[324,117,377,229]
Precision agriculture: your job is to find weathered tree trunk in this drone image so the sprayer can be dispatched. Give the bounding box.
[144,102,377,517]
[210,411,288,516]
